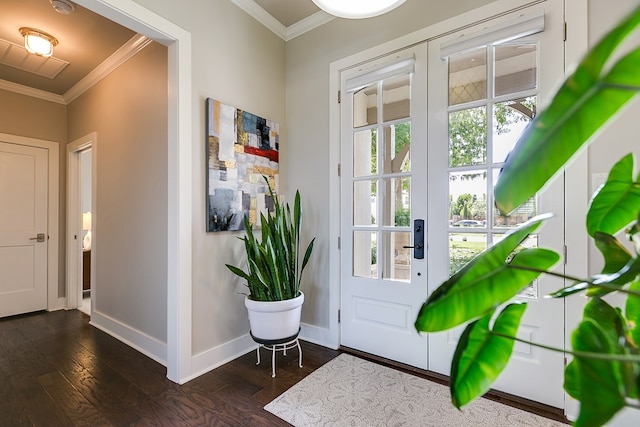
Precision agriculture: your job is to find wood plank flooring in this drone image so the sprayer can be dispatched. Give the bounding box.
[0,310,339,426]
[0,310,567,426]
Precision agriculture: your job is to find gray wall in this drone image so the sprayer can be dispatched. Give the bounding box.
[129,0,287,356]
[67,41,169,345]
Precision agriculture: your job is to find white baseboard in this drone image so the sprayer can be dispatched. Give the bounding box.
[186,324,338,384]
[187,333,256,384]
[90,309,167,366]
[300,322,338,349]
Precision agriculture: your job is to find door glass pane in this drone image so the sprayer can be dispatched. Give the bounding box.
[353,231,377,278]
[449,232,487,275]
[383,74,411,122]
[492,169,537,228]
[382,122,411,174]
[449,47,487,106]
[353,84,377,128]
[354,129,377,177]
[354,180,377,226]
[381,231,411,281]
[449,171,487,227]
[449,107,487,167]
[495,43,537,97]
[382,177,410,227]
[493,97,536,163]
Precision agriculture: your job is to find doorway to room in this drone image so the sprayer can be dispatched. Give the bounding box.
[67,133,95,316]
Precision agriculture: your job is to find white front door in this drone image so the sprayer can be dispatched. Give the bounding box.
[426,3,566,407]
[340,45,428,368]
[0,142,48,317]
[339,1,566,408]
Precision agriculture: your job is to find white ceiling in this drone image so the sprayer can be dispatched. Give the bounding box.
[0,0,332,100]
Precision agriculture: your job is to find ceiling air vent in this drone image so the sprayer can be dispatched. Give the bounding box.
[0,38,69,79]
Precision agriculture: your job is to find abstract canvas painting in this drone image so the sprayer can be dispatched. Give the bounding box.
[206,98,280,232]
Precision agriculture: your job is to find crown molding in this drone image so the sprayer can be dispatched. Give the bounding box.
[0,79,66,104]
[63,34,152,104]
[0,34,152,105]
[285,11,334,41]
[230,0,334,41]
[231,0,287,39]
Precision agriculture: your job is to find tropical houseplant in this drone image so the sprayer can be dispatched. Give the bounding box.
[226,176,315,340]
[415,6,640,427]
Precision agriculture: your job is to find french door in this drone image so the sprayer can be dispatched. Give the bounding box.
[340,45,428,368]
[340,1,566,408]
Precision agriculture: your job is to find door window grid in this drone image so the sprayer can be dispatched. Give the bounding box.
[351,74,412,282]
[446,40,540,298]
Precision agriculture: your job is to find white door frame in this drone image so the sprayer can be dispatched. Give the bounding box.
[0,133,60,312]
[74,0,193,383]
[66,133,96,311]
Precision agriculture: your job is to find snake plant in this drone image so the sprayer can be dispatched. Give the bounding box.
[226,176,315,302]
[415,6,640,426]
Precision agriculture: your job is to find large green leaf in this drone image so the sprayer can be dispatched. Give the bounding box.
[450,303,526,408]
[627,278,640,350]
[583,298,626,353]
[587,154,640,237]
[415,215,558,332]
[569,320,626,427]
[594,232,634,274]
[494,6,640,215]
[588,256,640,297]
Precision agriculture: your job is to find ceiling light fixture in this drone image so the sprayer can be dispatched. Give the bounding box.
[311,0,406,19]
[20,27,58,58]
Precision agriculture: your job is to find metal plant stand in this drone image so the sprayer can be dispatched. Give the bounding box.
[250,328,302,378]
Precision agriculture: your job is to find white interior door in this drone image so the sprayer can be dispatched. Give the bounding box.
[340,45,428,368]
[0,141,48,317]
[426,3,566,407]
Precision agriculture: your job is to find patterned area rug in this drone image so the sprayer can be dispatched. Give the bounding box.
[264,353,565,426]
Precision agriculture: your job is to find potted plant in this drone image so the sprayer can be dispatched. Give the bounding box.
[415,6,640,427]
[226,176,315,340]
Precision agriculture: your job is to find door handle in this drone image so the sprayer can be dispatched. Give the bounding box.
[402,219,424,259]
[30,233,46,243]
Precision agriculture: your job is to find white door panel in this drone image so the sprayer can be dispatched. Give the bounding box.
[0,142,48,317]
[340,45,428,369]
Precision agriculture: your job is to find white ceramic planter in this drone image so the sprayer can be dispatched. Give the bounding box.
[245,292,304,340]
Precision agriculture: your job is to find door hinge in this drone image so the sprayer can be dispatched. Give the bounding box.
[563,245,568,265]
[338,163,341,176]
[563,21,567,42]
[338,309,341,323]
[338,90,341,104]
[338,236,341,250]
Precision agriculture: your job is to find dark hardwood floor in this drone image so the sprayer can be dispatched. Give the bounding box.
[0,310,567,426]
[0,310,340,426]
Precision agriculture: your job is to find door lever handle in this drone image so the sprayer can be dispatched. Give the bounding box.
[30,233,46,242]
[402,244,423,249]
